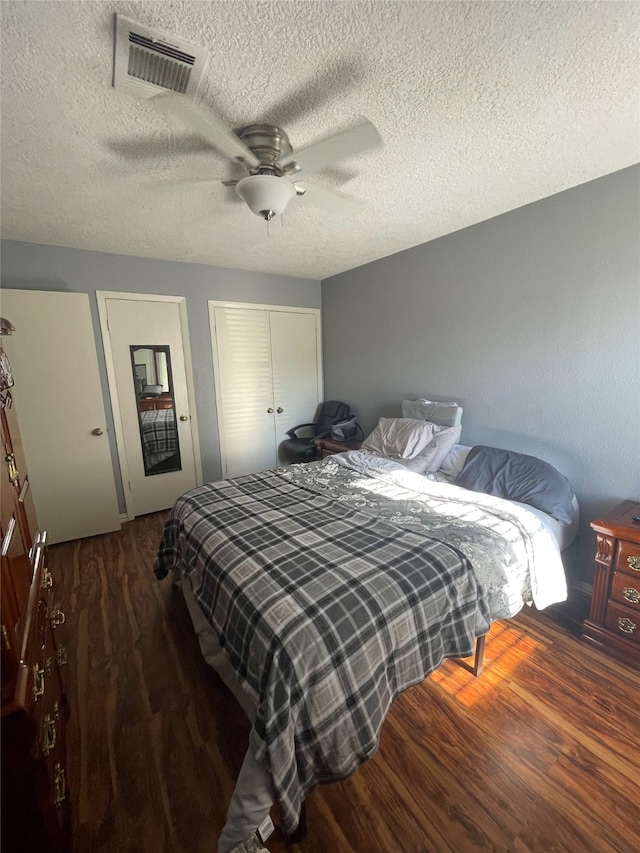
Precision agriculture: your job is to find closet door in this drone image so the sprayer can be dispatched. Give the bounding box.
[270,311,321,462]
[210,304,322,479]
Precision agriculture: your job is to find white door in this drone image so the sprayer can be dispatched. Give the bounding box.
[210,303,322,478]
[270,311,321,461]
[1,290,121,543]
[103,297,197,517]
[212,306,276,477]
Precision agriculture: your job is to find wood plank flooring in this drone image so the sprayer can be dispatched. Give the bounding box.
[48,512,640,853]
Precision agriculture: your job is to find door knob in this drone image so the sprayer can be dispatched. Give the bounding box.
[276,407,283,414]
[91,428,104,436]
[179,415,188,422]
[267,408,274,414]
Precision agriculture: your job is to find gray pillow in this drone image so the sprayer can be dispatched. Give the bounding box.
[401,398,463,427]
[454,445,575,524]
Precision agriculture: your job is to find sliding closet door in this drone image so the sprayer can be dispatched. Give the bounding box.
[210,303,322,479]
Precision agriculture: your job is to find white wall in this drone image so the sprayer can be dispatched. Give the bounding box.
[321,165,640,583]
[0,242,321,510]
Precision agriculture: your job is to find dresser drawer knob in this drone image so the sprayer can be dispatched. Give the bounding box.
[623,586,640,605]
[41,567,53,589]
[54,763,66,808]
[627,556,640,572]
[617,616,637,635]
[32,663,45,700]
[50,609,66,627]
[42,714,57,756]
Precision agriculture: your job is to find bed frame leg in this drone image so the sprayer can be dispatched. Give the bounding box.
[287,801,307,844]
[471,634,486,677]
[454,633,487,677]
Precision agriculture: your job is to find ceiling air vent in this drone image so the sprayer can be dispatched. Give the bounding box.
[113,15,209,101]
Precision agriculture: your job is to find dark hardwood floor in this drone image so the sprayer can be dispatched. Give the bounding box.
[48,513,640,853]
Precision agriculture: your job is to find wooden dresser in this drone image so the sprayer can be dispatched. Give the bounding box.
[138,395,173,412]
[582,500,640,670]
[1,343,71,851]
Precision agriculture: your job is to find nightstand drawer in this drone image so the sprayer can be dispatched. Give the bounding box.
[604,601,639,644]
[615,539,640,576]
[610,572,640,609]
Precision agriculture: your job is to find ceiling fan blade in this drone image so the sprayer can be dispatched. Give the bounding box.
[277,118,382,174]
[295,182,364,217]
[140,177,230,189]
[149,94,260,169]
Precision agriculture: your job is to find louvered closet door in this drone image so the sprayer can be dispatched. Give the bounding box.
[213,306,278,478]
[211,305,322,479]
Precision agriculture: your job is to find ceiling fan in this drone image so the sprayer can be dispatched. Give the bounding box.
[148,93,383,221]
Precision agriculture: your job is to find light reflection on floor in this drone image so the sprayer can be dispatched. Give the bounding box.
[430,620,546,707]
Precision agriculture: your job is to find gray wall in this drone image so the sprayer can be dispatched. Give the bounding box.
[321,165,640,583]
[0,241,320,509]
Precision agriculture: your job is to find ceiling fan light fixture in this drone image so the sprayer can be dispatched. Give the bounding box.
[235,175,296,221]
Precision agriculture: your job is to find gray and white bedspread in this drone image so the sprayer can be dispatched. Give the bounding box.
[154,465,491,835]
[284,451,568,619]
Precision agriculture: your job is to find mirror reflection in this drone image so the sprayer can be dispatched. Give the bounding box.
[130,345,182,476]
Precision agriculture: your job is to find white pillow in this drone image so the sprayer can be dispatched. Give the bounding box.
[361,417,461,474]
[439,445,472,480]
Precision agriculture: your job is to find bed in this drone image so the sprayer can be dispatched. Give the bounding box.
[139,408,179,470]
[154,401,578,853]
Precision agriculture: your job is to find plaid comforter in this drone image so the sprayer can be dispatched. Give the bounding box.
[155,469,490,834]
[140,409,178,456]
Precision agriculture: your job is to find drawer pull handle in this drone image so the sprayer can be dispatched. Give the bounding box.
[5,452,19,485]
[617,616,636,635]
[32,663,45,700]
[41,567,53,589]
[623,587,640,605]
[50,609,66,627]
[57,645,67,667]
[42,714,57,756]
[627,556,640,572]
[54,763,66,808]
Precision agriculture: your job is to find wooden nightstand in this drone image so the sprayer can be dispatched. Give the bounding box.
[582,500,640,669]
[314,437,362,459]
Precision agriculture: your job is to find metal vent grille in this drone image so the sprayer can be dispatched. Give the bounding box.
[114,15,208,101]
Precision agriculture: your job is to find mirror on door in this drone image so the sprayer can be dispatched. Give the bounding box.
[130,345,182,476]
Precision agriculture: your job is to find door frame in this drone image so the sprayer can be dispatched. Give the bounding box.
[208,301,323,478]
[97,291,202,521]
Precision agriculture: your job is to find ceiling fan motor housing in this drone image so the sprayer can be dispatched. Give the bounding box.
[238,125,296,175]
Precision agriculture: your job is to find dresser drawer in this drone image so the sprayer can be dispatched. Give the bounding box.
[604,601,640,645]
[615,539,640,576]
[610,572,640,610]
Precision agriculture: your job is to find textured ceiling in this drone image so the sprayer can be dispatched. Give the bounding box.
[1,1,638,280]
